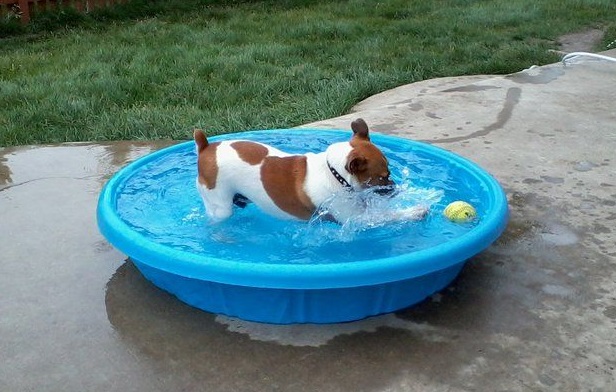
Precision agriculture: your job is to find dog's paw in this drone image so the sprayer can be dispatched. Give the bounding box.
[399,205,430,221]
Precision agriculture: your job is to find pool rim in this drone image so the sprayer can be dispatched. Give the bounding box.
[97,129,509,290]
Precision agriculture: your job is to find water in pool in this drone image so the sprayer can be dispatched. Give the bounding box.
[116,133,483,265]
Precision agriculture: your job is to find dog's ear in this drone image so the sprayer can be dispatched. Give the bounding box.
[346,154,367,175]
[194,129,209,152]
[351,118,370,141]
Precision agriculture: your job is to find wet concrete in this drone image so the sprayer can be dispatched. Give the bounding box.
[2,51,616,391]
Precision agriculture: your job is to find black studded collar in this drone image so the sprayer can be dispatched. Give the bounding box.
[327,161,352,190]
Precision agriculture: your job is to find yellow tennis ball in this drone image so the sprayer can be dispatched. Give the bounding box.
[444,201,477,222]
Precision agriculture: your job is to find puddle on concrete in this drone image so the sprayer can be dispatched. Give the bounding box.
[506,66,565,85]
[426,87,521,144]
[542,284,575,298]
[573,160,598,172]
[506,191,580,247]
[215,313,455,347]
[408,102,424,111]
[443,84,501,93]
[0,141,176,193]
[493,218,540,246]
[604,306,616,320]
[541,176,565,184]
[102,260,492,391]
[106,260,457,349]
[539,222,579,246]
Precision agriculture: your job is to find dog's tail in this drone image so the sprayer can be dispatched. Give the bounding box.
[193,129,208,153]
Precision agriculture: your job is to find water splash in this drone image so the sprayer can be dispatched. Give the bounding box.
[305,185,444,243]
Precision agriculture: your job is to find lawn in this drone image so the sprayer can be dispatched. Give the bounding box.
[1,0,615,146]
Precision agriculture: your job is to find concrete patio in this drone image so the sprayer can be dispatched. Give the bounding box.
[1,51,615,391]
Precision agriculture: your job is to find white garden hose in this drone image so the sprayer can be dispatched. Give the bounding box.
[562,52,616,65]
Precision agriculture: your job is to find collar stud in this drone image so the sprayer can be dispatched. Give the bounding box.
[327,161,352,190]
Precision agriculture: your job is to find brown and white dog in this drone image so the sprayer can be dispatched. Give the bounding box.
[193,118,396,223]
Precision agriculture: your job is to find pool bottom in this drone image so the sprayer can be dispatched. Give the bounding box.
[132,259,466,324]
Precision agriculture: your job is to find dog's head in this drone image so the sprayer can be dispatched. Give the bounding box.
[338,118,395,195]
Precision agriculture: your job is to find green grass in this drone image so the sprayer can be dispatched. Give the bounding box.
[1,0,615,146]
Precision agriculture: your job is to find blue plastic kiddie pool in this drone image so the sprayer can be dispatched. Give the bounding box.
[97,129,508,324]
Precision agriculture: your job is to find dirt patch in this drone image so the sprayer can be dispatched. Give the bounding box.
[558,28,604,53]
